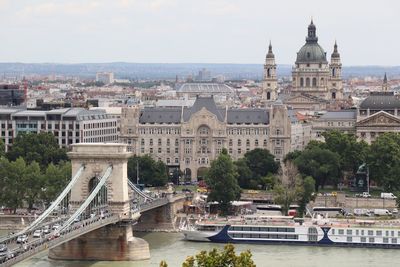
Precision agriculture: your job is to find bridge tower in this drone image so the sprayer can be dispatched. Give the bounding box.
[68,143,132,218]
[49,143,150,261]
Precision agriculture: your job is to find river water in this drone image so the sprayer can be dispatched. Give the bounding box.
[1,230,400,267]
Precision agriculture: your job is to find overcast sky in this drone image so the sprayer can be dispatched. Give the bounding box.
[0,0,399,65]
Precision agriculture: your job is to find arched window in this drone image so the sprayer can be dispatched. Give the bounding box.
[332,92,336,99]
[306,78,310,87]
[267,92,271,100]
[312,78,317,87]
[300,78,304,87]
[267,68,271,77]
[332,68,336,77]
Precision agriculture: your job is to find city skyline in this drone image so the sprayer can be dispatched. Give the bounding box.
[0,0,399,65]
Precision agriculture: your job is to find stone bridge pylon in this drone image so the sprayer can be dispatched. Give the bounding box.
[68,143,132,218]
[49,143,150,261]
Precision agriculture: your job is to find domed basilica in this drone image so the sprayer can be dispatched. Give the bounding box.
[262,20,344,109]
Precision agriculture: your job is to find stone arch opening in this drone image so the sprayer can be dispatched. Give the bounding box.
[267,68,271,77]
[300,77,304,87]
[87,176,108,217]
[332,92,336,99]
[267,92,271,100]
[312,77,317,87]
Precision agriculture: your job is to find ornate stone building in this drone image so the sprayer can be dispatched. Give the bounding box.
[120,96,291,181]
[284,20,343,110]
[311,75,400,144]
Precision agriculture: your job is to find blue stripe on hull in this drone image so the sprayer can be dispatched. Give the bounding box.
[206,225,400,249]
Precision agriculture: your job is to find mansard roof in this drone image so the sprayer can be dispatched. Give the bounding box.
[139,96,269,125]
[359,92,400,110]
[139,107,181,124]
[226,109,269,124]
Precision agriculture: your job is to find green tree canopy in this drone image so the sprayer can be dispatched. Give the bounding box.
[160,244,256,267]
[0,138,5,158]
[41,161,71,206]
[367,133,400,191]
[294,145,341,191]
[235,148,279,189]
[322,131,369,176]
[6,132,68,168]
[127,155,168,186]
[206,149,241,215]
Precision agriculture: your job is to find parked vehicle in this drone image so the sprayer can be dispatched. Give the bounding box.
[355,192,371,198]
[381,193,397,199]
[393,208,399,214]
[373,209,392,216]
[16,235,28,243]
[0,244,7,253]
[52,224,61,231]
[353,208,372,216]
[33,229,43,238]
[43,225,50,234]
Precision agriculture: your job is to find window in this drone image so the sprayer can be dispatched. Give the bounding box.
[255,139,259,146]
[158,139,162,146]
[383,238,389,244]
[167,147,170,153]
[306,77,310,87]
[392,238,397,244]
[376,231,382,236]
[368,230,374,236]
[199,126,209,135]
[185,158,190,164]
[338,229,344,235]
[167,139,170,146]
[369,237,375,243]
[246,139,250,146]
[149,148,153,153]
[175,139,179,146]
[238,139,242,146]
[175,158,179,164]
[312,77,317,87]
[141,139,145,146]
[263,139,267,146]
[149,139,153,146]
[346,236,352,242]
[166,158,170,164]
[331,229,335,235]
[346,230,352,235]
[238,148,242,154]
[361,237,366,243]
[158,147,162,153]
[300,77,304,87]
[175,147,179,153]
[229,139,233,146]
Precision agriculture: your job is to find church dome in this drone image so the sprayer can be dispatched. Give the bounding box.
[295,20,328,64]
[296,43,327,63]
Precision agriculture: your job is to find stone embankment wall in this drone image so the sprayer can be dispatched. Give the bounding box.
[311,193,396,210]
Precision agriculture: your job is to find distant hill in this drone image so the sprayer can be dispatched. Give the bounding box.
[0,62,399,80]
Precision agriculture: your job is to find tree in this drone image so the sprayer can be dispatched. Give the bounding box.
[368,133,400,190]
[297,176,315,217]
[160,244,256,267]
[0,138,5,158]
[41,161,71,206]
[6,132,68,168]
[1,157,28,213]
[24,161,43,211]
[274,162,303,215]
[243,148,279,179]
[322,131,369,178]
[127,155,168,186]
[294,146,340,191]
[206,149,241,215]
[235,148,279,189]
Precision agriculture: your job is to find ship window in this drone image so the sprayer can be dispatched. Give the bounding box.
[347,236,352,242]
[269,228,277,232]
[386,231,389,236]
[338,229,344,235]
[369,237,375,243]
[368,230,374,236]
[383,238,389,244]
[346,230,352,235]
[331,229,335,235]
[376,231,382,236]
[361,237,366,243]
[356,230,359,236]
[361,230,364,236]
[243,234,251,238]
[308,227,318,242]
[392,238,397,244]
[392,231,395,237]
[251,227,260,231]
[398,231,400,237]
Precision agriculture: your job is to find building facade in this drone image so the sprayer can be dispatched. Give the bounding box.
[120,96,292,181]
[0,108,118,152]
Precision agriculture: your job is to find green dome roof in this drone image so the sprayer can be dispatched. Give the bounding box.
[296,43,327,63]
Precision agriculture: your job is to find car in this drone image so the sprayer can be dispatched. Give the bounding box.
[16,235,28,243]
[43,226,50,234]
[33,229,43,238]
[393,208,398,214]
[52,224,61,231]
[0,244,7,253]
